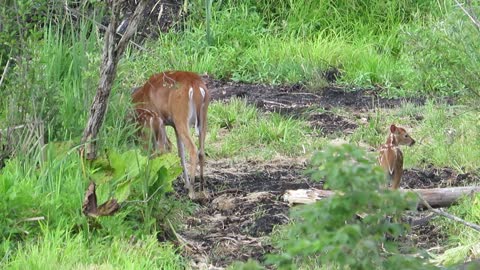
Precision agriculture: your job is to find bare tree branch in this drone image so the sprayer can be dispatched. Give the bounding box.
[0,58,12,89]
[416,192,480,233]
[80,0,149,159]
[63,4,146,51]
[454,0,480,33]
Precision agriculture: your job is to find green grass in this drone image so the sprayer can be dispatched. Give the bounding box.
[432,194,480,266]
[3,228,184,270]
[0,141,192,269]
[206,99,324,159]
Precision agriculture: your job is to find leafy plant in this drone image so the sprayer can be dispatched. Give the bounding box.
[267,144,434,270]
[90,149,182,204]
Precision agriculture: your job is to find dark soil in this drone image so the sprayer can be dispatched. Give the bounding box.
[403,166,478,189]
[206,78,425,136]
[308,112,358,136]
[207,79,425,113]
[175,159,321,268]
[177,158,478,268]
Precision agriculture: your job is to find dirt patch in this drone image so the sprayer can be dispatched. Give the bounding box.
[399,167,478,251]
[402,166,479,189]
[308,112,358,136]
[207,79,425,115]
[206,79,425,136]
[175,159,322,268]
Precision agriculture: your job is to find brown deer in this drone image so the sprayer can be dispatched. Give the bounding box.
[132,71,210,200]
[378,124,415,189]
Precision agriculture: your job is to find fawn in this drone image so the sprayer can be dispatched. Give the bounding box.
[378,124,415,189]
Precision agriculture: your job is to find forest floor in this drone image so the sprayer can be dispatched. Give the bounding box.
[169,79,478,268]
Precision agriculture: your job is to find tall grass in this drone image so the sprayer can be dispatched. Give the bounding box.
[4,228,184,269]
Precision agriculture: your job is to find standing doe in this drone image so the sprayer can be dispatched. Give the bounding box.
[132,71,210,200]
[378,124,415,189]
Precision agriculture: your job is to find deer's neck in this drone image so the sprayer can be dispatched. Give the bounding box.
[385,133,398,146]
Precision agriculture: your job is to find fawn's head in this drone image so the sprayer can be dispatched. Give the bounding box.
[389,124,415,146]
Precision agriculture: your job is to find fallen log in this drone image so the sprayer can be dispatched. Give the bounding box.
[283,186,480,209]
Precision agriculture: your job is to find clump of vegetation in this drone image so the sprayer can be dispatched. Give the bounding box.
[0,142,187,268]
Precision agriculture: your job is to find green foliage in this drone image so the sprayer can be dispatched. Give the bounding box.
[91,149,182,203]
[267,144,433,270]
[408,101,480,171]
[208,99,259,130]
[3,228,185,269]
[229,259,265,270]
[0,142,186,268]
[222,0,439,37]
[119,0,447,90]
[207,100,314,159]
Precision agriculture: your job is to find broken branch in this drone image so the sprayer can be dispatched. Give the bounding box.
[417,193,480,232]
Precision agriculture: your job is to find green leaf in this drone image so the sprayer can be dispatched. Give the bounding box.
[115,179,132,203]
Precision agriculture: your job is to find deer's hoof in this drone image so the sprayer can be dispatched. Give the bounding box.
[188,190,210,203]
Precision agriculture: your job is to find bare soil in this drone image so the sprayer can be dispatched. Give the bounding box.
[172,80,478,268]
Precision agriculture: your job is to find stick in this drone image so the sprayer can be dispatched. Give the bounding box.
[416,193,480,232]
[454,0,480,33]
[64,5,147,51]
[0,58,12,89]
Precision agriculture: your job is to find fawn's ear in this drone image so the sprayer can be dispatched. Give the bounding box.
[390,124,397,133]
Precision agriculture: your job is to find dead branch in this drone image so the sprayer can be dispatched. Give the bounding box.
[63,4,146,51]
[454,0,480,33]
[416,193,480,232]
[283,186,480,209]
[0,57,12,88]
[80,0,149,159]
[82,182,120,217]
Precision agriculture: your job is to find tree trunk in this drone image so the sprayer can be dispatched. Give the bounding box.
[80,0,148,160]
[283,186,480,209]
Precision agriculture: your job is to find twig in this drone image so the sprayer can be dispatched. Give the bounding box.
[454,0,480,33]
[275,92,322,99]
[124,183,165,204]
[212,188,247,197]
[20,216,45,222]
[0,58,12,88]
[64,4,147,51]
[417,193,480,232]
[262,100,290,107]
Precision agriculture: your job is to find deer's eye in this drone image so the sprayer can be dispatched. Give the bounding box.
[405,135,409,138]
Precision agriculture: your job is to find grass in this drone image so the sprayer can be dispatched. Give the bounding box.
[3,228,184,270]
[206,99,324,160]
[433,193,480,266]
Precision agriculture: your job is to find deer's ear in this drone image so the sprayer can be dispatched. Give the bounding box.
[390,124,397,133]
